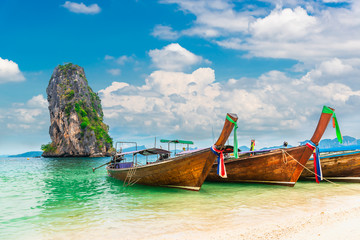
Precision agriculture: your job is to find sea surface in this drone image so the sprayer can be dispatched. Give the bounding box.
[1,157,360,240]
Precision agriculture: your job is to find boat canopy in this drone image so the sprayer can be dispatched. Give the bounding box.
[115,148,171,157]
[160,139,194,145]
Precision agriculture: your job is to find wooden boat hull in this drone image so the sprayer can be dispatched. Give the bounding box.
[206,145,313,186]
[107,149,215,191]
[300,151,360,182]
[106,113,238,191]
[206,106,335,187]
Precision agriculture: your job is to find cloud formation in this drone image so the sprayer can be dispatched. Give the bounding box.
[0,94,49,132]
[0,57,25,84]
[159,0,252,38]
[27,94,48,108]
[107,69,121,76]
[157,1,360,65]
[105,55,134,65]
[62,1,101,14]
[99,57,360,145]
[152,25,179,40]
[148,43,208,71]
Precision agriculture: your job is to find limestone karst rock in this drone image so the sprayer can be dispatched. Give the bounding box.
[42,63,113,157]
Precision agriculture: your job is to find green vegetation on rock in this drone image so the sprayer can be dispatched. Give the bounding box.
[74,99,112,145]
[43,62,113,157]
[58,63,77,72]
[41,142,57,153]
[65,89,74,100]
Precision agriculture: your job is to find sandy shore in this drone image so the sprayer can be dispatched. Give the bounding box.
[143,194,360,240]
[205,196,360,240]
[42,194,360,240]
[17,182,360,240]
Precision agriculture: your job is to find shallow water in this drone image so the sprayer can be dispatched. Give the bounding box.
[1,157,360,239]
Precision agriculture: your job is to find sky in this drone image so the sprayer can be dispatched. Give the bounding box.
[1,0,360,154]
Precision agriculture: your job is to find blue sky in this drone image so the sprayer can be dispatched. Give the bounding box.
[1,0,359,154]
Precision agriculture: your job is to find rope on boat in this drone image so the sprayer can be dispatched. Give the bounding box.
[279,149,338,186]
[123,167,141,187]
[280,149,360,194]
[281,150,288,164]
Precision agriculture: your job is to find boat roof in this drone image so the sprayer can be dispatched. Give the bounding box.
[115,148,171,156]
[160,139,194,144]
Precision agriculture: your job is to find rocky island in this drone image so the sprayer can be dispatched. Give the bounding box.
[42,63,113,157]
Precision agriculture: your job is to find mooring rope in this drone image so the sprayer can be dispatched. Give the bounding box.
[280,148,360,194]
[279,149,338,186]
[124,167,140,187]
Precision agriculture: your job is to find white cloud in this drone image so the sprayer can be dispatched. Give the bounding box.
[182,26,221,38]
[27,94,48,108]
[99,62,360,145]
[100,68,221,137]
[322,0,351,2]
[0,57,25,83]
[104,55,115,60]
[14,109,44,123]
[158,1,360,66]
[7,123,31,130]
[215,38,243,50]
[309,83,360,103]
[152,25,179,40]
[0,94,49,134]
[297,58,360,88]
[105,55,133,65]
[148,43,206,71]
[62,1,101,14]
[107,68,121,76]
[116,56,131,65]
[247,3,360,62]
[318,58,353,76]
[250,7,319,41]
[159,0,252,38]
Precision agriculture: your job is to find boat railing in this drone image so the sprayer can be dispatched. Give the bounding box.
[110,146,172,169]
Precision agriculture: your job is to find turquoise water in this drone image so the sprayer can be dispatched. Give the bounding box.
[1,157,360,239]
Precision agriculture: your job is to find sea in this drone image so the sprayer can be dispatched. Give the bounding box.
[1,157,360,240]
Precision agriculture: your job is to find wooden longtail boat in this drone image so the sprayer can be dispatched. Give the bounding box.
[206,106,335,187]
[106,113,238,191]
[300,148,360,182]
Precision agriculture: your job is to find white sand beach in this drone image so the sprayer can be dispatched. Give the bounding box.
[144,190,360,240]
[205,194,360,240]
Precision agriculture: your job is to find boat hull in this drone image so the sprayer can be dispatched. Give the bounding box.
[107,149,215,191]
[206,145,313,187]
[300,151,360,182]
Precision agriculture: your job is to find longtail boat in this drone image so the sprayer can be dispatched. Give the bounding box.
[206,106,336,187]
[300,146,360,182]
[106,113,238,191]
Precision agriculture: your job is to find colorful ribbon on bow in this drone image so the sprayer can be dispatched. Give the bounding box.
[211,145,227,178]
[226,115,238,158]
[322,106,343,144]
[306,141,322,183]
[250,139,255,156]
